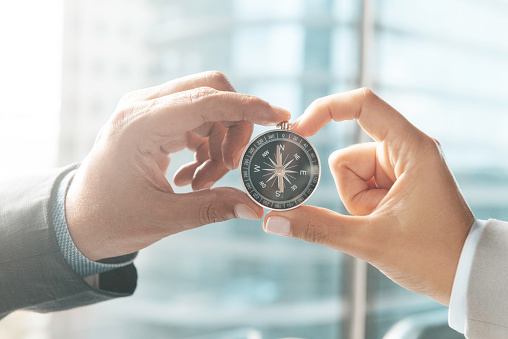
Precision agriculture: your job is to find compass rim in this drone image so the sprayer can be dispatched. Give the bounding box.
[239,128,321,211]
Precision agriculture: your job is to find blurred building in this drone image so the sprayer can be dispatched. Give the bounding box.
[59,0,156,163]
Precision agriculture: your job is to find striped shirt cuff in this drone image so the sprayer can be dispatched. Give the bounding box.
[51,169,136,277]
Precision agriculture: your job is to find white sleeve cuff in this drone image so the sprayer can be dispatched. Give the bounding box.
[448,219,487,333]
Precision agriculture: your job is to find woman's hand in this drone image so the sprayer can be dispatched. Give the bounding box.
[263,88,474,305]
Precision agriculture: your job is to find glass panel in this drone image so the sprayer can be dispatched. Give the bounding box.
[368,0,508,337]
[51,0,361,338]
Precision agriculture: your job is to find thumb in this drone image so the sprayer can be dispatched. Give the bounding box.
[263,205,368,256]
[162,187,264,233]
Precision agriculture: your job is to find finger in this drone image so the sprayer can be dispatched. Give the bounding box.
[173,161,200,187]
[292,88,418,143]
[173,132,209,187]
[154,153,171,174]
[222,121,254,170]
[263,206,371,259]
[160,133,189,154]
[192,120,254,170]
[156,187,264,233]
[142,88,291,136]
[328,143,391,216]
[191,123,230,190]
[190,160,229,190]
[123,71,236,102]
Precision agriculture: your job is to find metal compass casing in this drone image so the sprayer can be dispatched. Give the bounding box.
[240,122,321,211]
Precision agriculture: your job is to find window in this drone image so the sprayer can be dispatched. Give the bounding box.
[4,0,504,338]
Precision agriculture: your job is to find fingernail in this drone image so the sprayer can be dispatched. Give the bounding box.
[265,216,291,236]
[202,181,214,189]
[290,119,300,130]
[234,204,260,220]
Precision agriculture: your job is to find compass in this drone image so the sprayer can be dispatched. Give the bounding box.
[240,122,321,210]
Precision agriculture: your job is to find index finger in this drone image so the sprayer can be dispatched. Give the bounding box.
[145,87,291,135]
[123,71,236,103]
[292,88,416,142]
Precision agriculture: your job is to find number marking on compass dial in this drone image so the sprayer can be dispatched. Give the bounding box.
[240,129,320,210]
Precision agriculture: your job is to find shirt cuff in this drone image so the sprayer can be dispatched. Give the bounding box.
[51,169,137,278]
[448,219,487,333]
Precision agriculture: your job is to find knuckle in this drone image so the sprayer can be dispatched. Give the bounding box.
[119,90,139,104]
[422,134,443,156]
[186,87,219,104]
[328,149,347,169]
[206,70,227,84]
[198,190,226,225]
[109,105,136,131]
[328,148,356,179]
[240,93,265,108]
[306,97,325,112]
[204,71,235,92]
[359,87,376,100]
[432,137,442,149]
[301,219,329,245]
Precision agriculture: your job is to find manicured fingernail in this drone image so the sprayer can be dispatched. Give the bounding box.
[265,216,291,236]
[234,204,260,220]
[202,181,214,189]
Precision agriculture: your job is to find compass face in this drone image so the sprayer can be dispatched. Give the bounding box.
[240,129,320,210]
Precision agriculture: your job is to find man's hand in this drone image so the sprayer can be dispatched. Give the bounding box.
[263,88,474,305]
[65,71,291,261]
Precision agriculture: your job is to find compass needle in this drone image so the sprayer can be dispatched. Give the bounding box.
[284,159,294,168]
[283,175,292,185]
[276,144,284,192]
[266,173,277,182]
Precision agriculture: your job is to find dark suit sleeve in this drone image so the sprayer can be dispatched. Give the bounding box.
[0,165,137,319]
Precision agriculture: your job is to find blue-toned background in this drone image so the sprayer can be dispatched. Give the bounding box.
[1,0,507,338]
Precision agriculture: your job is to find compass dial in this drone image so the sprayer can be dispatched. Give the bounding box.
[240,129,320,210]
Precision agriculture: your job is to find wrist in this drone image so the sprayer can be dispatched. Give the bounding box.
[64,169,104,261]
[436,213,475,306]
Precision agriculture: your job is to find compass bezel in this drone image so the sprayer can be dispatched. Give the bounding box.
[239,128,321,211]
